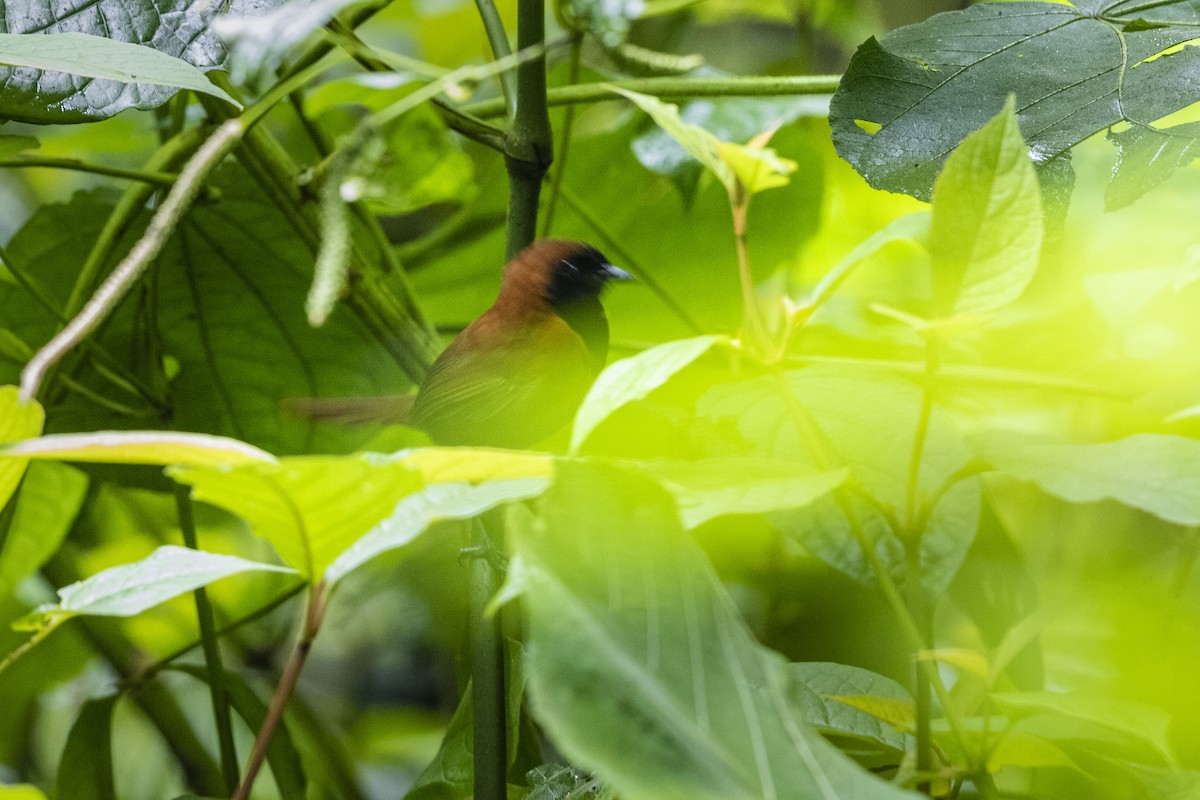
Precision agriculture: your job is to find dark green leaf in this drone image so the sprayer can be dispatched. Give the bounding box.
[56,695,119,800]
[1106,122,1200,210]
[830,1,1200,200]
[0,1,274,123]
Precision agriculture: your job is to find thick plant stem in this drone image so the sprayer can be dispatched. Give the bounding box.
[175,485,239,795]
[504,0,552,257]
[232,583,329,800]
[470,518,508,800]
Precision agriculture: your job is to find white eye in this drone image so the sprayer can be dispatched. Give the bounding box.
[561,258,580,272]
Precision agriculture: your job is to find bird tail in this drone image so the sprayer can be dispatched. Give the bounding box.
[280,394,417,426]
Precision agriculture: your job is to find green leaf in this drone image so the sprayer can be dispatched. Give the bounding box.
[0,0,270,122]
[0,431,276,467]
[639,458,846,528]
[0,32,238,107]
[51,545,295,618]
[0,787,49,800]
[993,691,1177,767]
[929,98,1043,317]
[571,335,728,452]
[1106,122,1200,210]
[788,662,913,752]
[325,477,549,583]
[56,695,119,800]
[170,664,307,800]
[170,455,424,580]
[0,463,88,598]
[829,2,1200,200]
[614,88,795,199]
[0,386,44,512]
[980,433,1200,526]
[511,461,920,800]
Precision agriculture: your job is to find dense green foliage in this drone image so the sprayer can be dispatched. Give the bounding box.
[3,1,1200,799]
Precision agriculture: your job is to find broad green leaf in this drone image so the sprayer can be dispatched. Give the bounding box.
[788,662,912,752]
[1107,122,1200,210]
[56,695,119,800]
[0,786,49,800]
[716,139,798,195]
[0,0,272,122]
[391,447,555,484]
[0,431,275,467]
[0,463,88,598]
[0,135,39,158]
[527,763,609,800]
[829,1,1200,200]
[170,455,424,580]
[48,545,295,619]
[571,335,728,452]
[993,691,1177,767]
[980,433,1200,526]
[699,366,980,593]
[930,98,1043,317]
[170,665,307,799]
[511,461,919,800]
[325,478,549,583]
[0,386,44,512]
[0,33,238,107]
[638,458,846,528]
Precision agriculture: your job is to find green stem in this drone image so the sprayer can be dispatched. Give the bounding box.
[540,34,583,237]
[906,540,933,793]
[0,156,178,187]
[473,0,518,115]
[175,485,239,795]
[463,74,840,118]
[503,0,553,257]
[232,583,329,800]
[470,518,508,800]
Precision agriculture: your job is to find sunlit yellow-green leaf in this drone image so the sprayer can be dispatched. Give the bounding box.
[981,432,1200,526]
[0,386,45,512]
[386,447,555,484]
[169,455,424,581]
[610,87,731,189]
[715,139,797,195]
[987,731,1081,772]
[0,430,275,467]
[572,336,729,453]
[0,785,49,800]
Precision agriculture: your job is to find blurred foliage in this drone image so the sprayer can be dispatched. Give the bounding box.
[3,0,1200,799]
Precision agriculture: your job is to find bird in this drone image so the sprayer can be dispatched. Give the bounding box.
[287,239,631,448]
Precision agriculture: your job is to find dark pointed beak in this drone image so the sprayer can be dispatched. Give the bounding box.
[603,263,634,282]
